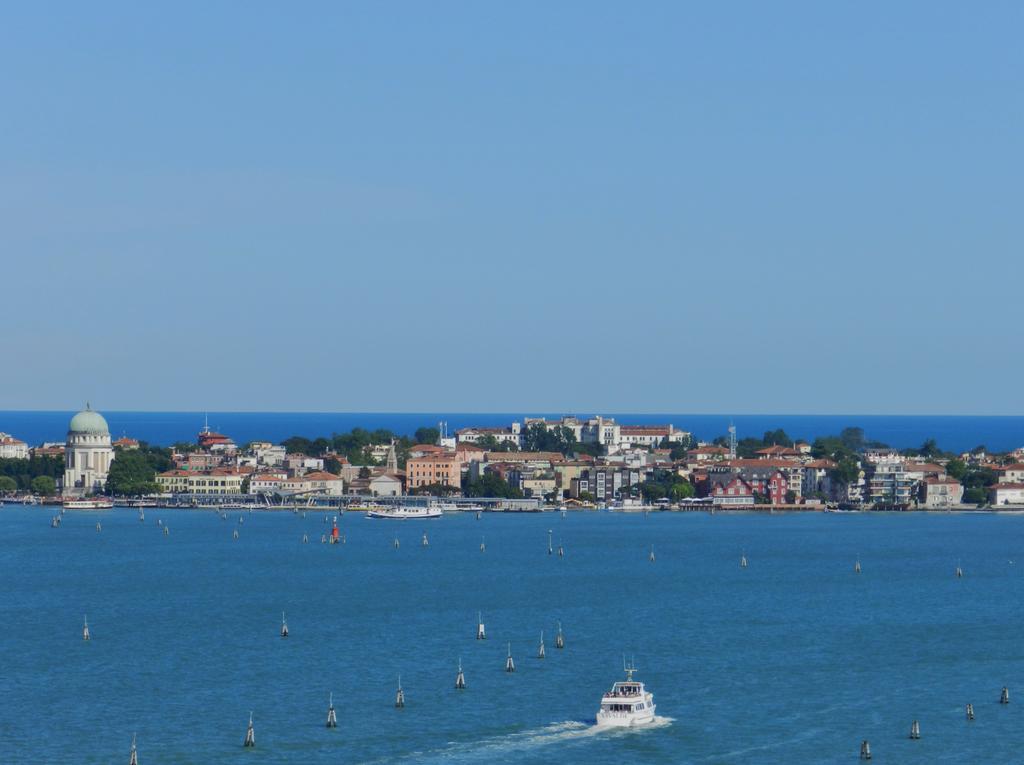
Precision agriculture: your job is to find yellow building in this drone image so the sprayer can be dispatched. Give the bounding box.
[156,468,246,495]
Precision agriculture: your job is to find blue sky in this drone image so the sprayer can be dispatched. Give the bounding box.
[2,2,1021,414]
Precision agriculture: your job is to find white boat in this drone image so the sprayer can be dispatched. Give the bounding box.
[366,503,443,520]
[596,662,656,728]
[63,498,114,510]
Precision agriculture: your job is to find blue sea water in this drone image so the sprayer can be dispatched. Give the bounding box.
[3,507,1024,763]
[1,411,1023,453]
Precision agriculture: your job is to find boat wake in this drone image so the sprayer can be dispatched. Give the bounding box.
[378,717,673,763]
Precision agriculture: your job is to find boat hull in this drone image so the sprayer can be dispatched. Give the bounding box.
[595,706,656,727]
[62,500,114,510]
[366,509,442,519]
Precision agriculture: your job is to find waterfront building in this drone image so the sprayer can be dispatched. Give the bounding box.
[156,467,246,495]
[920,477,963,509]
[62,405,115,497]
[709,476,755,506]
[719,459,801,501]
[156,469,190,493]
[551,459,592,498]
[570,466,635,501]
[521,475,557,498]
[249,474,286,494]
[406,452,462,492]
[864,454,915,506]
[0,433,29,459]
[990,483,1024,506]
[281,470,344,496]
[801,459,837,498]
[369,473,403,496]
[706,461,789,504]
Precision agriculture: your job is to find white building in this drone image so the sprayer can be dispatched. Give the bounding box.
[0,433,29,459]
[281,471,345,496]
[456,423,523,448]
[62,405,115,496]
[618,424,690,448]
[990,484,1024,506]
[369,473,403,497]
[251,443,287,467]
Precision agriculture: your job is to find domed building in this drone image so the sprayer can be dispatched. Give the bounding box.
[62,404,115,496]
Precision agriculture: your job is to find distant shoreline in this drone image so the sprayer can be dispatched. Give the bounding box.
[2,411,1023,453]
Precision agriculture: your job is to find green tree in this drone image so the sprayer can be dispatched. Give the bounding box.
[106,450,160,496]
[415,427,440,445]
[640,483,667,500]
[762,429,793,447]
[463,473,523,498]
[961,467,997,490]
[410,482,461,496]
[522,424,578,455]
[282,436,315,454]
[0,455,64,491]
[945,459,968,481]
[964,487,988,505]
[839,427,866,451]
[30,475,56,495]
[668,443,691,460]
[830,456,861,487]
[661,435,695,453]
[0,476,17,493]
[670,481,696,500]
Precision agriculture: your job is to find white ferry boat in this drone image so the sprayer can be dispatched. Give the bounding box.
[366,502,444,520]
[596,662,656,728]
[63,498,115,510]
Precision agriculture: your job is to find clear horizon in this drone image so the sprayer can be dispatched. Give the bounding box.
[3,2,1021,413]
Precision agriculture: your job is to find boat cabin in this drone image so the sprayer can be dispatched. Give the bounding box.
[607,682,642,698]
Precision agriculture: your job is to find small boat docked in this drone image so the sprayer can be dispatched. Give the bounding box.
[595,661,656,728]
[366,503,443,520]
[63,498,114,510]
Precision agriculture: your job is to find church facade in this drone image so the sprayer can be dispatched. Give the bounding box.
[62,405,115,496]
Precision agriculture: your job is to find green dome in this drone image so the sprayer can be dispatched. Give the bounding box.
[69,406,109,435]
